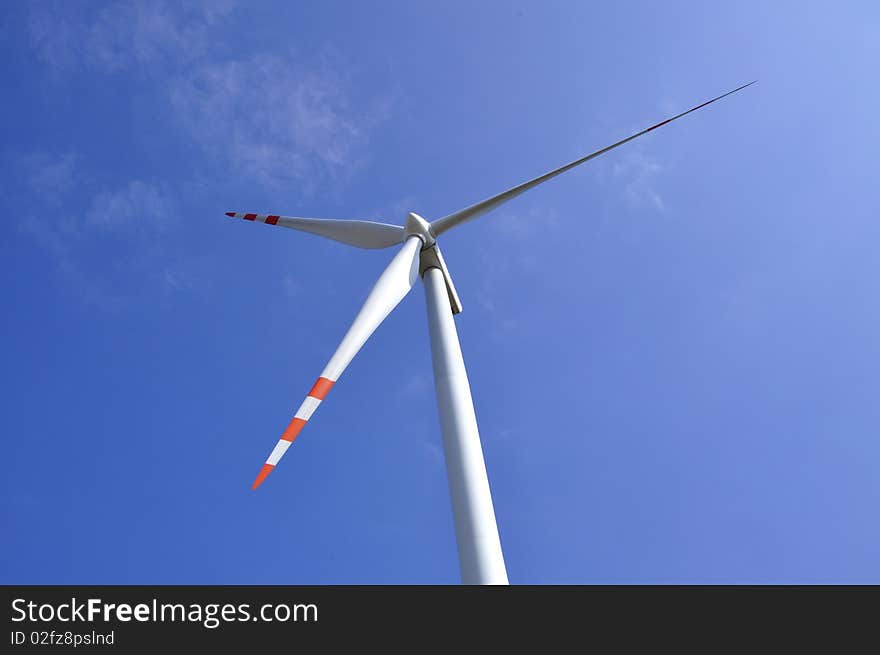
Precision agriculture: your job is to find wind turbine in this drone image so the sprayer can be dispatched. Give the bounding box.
[228,81,755,585]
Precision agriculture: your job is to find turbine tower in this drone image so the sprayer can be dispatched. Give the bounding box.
[227,82,755,585]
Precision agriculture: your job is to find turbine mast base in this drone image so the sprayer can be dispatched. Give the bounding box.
[424,266,508,585]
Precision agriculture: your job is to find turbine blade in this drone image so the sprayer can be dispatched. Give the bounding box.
[430,80,757,237]
[225,212,405,249]
[251,236,423,489]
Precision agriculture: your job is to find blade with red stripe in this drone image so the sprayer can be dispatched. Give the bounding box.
[252,376,336,489]
[251,236,423,489]
[224,212,405,249]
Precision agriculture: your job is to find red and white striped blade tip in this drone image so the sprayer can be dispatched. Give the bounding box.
[250,377,336,490]
[225,211,235,217]
[252,463,274,490]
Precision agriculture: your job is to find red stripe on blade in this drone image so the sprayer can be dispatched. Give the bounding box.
[266,215,280,225]
[280,417,307,442]
[225,212,236,217]
[244,213,257,221]
[252,463,275,490]
[644,118,673,133]
[309,377,335,400]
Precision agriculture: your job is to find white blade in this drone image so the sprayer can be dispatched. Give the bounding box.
[251,236,423,489]
[430,81,756,237]
[225,212,405,249]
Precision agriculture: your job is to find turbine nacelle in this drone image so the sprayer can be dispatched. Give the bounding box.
[404,213,461,314]
[404,212,435,248]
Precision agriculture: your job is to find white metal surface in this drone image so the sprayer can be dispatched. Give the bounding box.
[423,266,508,585]
[403,212,435,247]
[251,236,422,488]
[294,396,321,421]
[266,440,291,466]
[429,81,756,237]
[322,235,422,380]
[226,212,405,249]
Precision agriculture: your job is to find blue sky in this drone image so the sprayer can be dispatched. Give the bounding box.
[2,1,879,583]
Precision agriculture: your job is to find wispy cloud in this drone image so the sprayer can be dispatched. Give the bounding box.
[17,152,184,308]
[20,151,80,203]
[497,205,561,242]
[84,180,173,234]
[21,3,393,302]
[371,196,421,226]
[420,439,444,468]
[394,373,445,468]
[17,152,84,257]
[28,1,234,73]
[471,205,558,337]
[169,53,389,191]
[162,268,191,293]
[612,152,665,212]
[26,3,391,196]
[397,372,430,399]
[587,99,674,215]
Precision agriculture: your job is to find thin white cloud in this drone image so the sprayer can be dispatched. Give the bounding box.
[587,100,673,215]
[161,267,193,293]
[169,53,388,191]
[21,4,393,301]
[26,3,391,195]
[27,5,79,72]
[21,152,80,203]
[17,152,185,307]
[612,152,665,212]
[372,196,421,225]
[498,205,561,242]
[471,205,557,337]
[92,1,232,70]
[28,1,234,73]
[85,180,173,234]
[20,214,76,259]
[397,373,430,399]
[420,439,444,468]
[18,152,85,255]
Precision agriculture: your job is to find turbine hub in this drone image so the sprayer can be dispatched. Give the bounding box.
[404,212,435,248]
